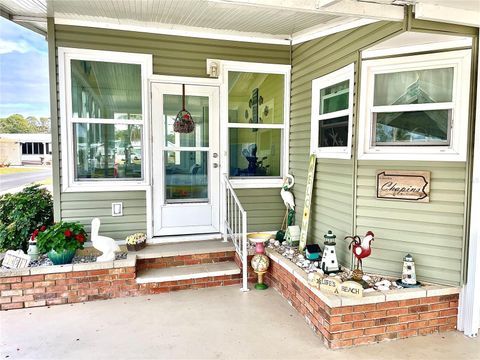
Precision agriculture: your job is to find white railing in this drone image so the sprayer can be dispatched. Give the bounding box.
[222,174,249,292]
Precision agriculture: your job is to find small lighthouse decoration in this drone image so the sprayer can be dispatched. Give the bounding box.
[398,253,421,287]
[320,230,340,274]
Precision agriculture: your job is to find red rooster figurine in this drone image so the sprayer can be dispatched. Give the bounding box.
[344,231,374,281]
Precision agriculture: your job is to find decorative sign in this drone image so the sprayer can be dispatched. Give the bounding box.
[320,276,341,295]
[307,272,323,289]
[376,170,430,202]
[339,281,363,298]
[299,155,317,252]
[2,250,31,269]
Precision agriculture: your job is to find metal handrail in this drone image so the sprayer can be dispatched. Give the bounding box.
[222,174,249,292]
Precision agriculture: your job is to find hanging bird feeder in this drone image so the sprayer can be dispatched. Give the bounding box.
[173,84,195,133]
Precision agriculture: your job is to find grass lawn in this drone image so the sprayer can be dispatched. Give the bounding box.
[0,167,42,175]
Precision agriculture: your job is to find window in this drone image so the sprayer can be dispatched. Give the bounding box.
[224,63,290,188]
[310,64,354,159]
[358,50,471,161]
[59,48,152,190]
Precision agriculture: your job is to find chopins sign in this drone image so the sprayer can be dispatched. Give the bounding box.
[376,170,430,202]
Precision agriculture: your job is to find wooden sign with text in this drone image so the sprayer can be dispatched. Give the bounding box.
[2,250,31,269]
[376,170,430,202]
[299,155,317,252]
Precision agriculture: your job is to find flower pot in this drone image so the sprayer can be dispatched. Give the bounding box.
[47,249,76,265]
[126,241,146,252]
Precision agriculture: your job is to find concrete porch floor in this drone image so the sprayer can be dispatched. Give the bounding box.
[1,286,478,360]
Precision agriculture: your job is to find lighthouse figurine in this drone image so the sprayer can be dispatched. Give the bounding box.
[320,230,340,274]
[397,253,421,288]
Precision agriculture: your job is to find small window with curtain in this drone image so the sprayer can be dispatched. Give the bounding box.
[310,64,354,159]
[359,50,471,161]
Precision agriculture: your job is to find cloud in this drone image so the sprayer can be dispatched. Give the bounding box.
[0,39,38,54]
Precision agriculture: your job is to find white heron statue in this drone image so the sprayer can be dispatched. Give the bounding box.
[280,174,296,229]
[91,218,120,262]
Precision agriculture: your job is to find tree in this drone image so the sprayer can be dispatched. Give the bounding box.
[0,114,34,133]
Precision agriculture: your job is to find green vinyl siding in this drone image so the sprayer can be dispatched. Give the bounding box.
[61,191,147,240]
[290,19,476,286]
[52,23,290,239]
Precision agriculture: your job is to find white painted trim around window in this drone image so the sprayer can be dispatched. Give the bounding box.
[358,50,472,162]
[58,47,153,192]
[217,59,291,189]
[310,63,354,160]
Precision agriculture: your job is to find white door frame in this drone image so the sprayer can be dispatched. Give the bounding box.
[150,77,222,237]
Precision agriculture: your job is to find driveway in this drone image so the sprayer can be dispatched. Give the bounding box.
[0,286,478,360]
[0,168,51,192]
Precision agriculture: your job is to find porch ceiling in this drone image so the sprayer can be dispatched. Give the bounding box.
[0,1,478,41]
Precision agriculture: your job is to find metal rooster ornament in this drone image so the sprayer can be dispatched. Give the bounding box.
[344,231,374,284]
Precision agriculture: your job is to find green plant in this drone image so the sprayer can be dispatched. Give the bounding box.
[0,185,53,252]
[36,222,87,254]
[125,232,146,245]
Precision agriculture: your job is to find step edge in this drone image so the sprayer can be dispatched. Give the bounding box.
[136,268,241,284]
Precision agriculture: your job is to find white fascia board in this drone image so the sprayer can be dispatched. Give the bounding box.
[54,17,291,45]
[362,38,473,59]
[212,0,404,21]
[415,3,480,28]
[292,18,378,45]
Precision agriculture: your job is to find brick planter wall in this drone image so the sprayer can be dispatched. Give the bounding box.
[138,251,236,271]
[265,259,459,349]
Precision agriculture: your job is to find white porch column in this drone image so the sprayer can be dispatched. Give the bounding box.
[460,34,480,337]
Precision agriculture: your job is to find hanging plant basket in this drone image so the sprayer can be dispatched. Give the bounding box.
[173,84,195,134]
[174,110,195,133]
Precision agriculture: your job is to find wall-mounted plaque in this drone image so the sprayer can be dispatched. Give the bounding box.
[376,170,430,202]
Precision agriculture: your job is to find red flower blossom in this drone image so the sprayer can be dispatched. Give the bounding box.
[64,229,73,237]
[40,225,46,231]
[75,234,85,243]
[31,229,39,240]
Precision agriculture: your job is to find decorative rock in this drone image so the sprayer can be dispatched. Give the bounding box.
[362,275,371,281]
[274,240,280,247]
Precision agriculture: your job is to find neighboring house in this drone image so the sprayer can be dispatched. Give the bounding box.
[0,138,21,165]
[0,133,52,165]
[1,0,478,337]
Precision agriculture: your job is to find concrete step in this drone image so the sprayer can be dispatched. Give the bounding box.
[134,239,235,260]
[136,261,240,284]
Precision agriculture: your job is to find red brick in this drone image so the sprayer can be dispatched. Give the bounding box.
[0,284,11,290]
[364,326,386,335]
[375,317,398,326]
[398,329,418,338]
[0,277,21,284]
[439,309,458,317]
[24,287,46,295]
[399,314,419,322]
[34,281,55,288]
[439,324,456,332]
[22,275,44,282]
[365,310,386,319]
[419,326,438,335]
[408,320,428,329]
[89,281,111,289]
[376,301,399,310]
[1,289,22,296]
[124,267,136,274]
[0,297,11,304]
[419,296,440,304]
[375,332,398,342]
[353,304,376,312]
[329,323,353,332]
[11,282,33,290]
[428,318,448,326]
[329,339,353,349]
[353,336,376,345]
[419,311,440,320]
[70,283,90,290]
[87,269,110,276]
[386,323,408,332]
[387,308,409,316]
[66,271,87,278]
[68,295,88,303]
[45,273,66,280]
[11,295,34,302]
[24,300,46,308]
[341,329,364,339]
[409,305,429,313]
[430,302,450,311]
[46,298,67,306]
[78,288,99,296]
[330,306,353,315]
[439,294,458,302]
[329,316,343,324]
[399,299,419,306]
[353,320,376,329]
[1,302,23,310]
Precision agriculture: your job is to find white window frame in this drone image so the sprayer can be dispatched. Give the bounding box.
[310,64,354,159]
[58,47,153,192]
[218,60,291,188]
[358,50,471,161]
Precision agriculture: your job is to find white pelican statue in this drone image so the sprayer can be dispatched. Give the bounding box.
[281,174,295,210]
[91,218,120,262]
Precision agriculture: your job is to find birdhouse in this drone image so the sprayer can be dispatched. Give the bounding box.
[305,244,321,260]
[401,254,420,287]
[320,230,340,274]
[284,225,300,247]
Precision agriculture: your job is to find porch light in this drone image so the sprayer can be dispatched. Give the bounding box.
[207,60,219,77]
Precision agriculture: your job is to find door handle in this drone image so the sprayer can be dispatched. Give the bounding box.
[212,153,218,158]
[213,163,219,168]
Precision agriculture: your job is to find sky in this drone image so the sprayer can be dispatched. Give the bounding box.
[0,17,50,119]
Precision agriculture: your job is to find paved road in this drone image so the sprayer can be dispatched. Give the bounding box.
[0,168,51,192]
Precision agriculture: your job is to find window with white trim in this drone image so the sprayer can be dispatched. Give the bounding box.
[358,50,471,161]
[310,64,354,159]
[223,61,290,188]
[59,48,152,190]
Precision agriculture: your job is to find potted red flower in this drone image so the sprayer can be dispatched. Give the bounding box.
[36,222,87,265]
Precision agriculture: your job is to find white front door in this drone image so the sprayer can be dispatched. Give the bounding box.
[152,83,220,236]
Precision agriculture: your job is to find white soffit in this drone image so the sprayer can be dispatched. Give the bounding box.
[362,31,473,59]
